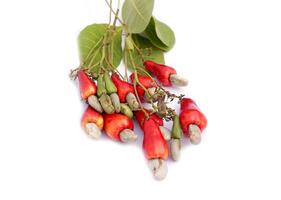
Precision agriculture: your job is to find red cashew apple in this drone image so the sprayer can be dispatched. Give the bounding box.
[129,73,157,102]
[179,98,207,144]
[81,106,104,139]
[143,118,168,159]
[144,60,188,87]
[111,73,134,102]
[78,70,97,100]
[134,109,163,129]
[143,118,169,180]
[134,109,171,141]
[111,73,139,110]
[77,70,103,113]
[103,113,137,143]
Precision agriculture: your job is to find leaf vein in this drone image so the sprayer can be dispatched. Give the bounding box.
[129,0,146,22]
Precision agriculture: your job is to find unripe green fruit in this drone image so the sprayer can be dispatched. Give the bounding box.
[171,115,182,139]
[99,93,115,114]
[120,103,133,118]
[104,73,117,94]
[97,75,106,97]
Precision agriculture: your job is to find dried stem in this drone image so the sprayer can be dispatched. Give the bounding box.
[69,66,82,80]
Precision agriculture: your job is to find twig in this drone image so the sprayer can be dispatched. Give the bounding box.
[104,0,123,25]
[133,78,148,118]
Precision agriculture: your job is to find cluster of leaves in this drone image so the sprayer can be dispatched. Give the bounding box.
[77,0,175,76]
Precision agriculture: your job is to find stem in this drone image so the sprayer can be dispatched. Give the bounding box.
[127,49,158,116]
[123,49,129,81]
[131,39,145,62]
[126,49,148,116]
[113,2,120,29]
[69,66,82,80]
[84,36,104,64]
[128,51,155,100]
[113,9,119,28]
[100,45,107,67]
[99,28,112,68]
[135,66,158,84]
[104,57,125,80]
[108,0,112,25]
[133,67,159,105]
[123,34,159,105]
[87,45,103,69]
[133,78,148,118]
[128,51,145,91]
[106,31,113,66]
[104,0,123,25]
[87,62,100,71]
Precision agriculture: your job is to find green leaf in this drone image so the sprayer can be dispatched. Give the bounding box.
[122,0,154,33]
[143,17,176,52]
[154,18,176,48]
[107,27,123,69]
[78,24,106,69]
[125,34,165,74]
[78,24,122,75]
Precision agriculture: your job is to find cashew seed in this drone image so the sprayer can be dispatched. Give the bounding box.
[126,92,139,111]
[99,94,115,114]
[110,93,121,113]
[88,95,103,113]
[170,138,181,161]
[85,123,101,139]
[147,159,168,180]
[169,74,188,87]
[119,129,137,143]
[189,124,201,145]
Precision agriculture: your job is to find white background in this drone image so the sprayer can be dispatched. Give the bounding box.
[0,0,281,199]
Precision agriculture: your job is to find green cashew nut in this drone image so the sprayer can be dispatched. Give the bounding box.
[97,75,107,97]
[110,93,121,113]
[120,103,133,118]
[99,93,115,114]
[171,115,182,139]
[104,73,117,94]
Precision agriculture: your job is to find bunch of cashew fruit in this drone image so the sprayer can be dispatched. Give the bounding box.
[74,60,207,180]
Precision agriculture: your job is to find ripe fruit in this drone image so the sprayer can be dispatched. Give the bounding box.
[144,60,188,87]
[78,70,97,100]
[143,118,169,180]
[103,113,137,143]
[81,106,104,139]
[179,98,207,144]
[129,73,157,102]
